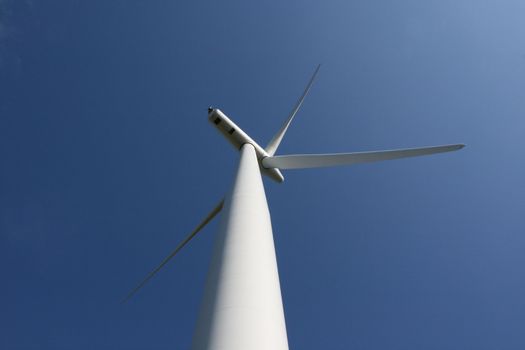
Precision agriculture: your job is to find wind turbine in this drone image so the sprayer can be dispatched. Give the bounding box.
[124,65,464,350]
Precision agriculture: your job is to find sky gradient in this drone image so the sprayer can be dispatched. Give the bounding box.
[1,0,524,349]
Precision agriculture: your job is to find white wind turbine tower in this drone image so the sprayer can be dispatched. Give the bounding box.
[124,65,464,350]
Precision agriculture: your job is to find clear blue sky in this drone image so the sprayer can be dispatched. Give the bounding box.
[1,1,524,349]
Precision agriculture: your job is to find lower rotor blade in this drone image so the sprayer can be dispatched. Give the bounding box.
[122,199,224,303]
[262,144,465,170]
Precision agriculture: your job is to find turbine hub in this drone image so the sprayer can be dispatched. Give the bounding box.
[208,108,284,183]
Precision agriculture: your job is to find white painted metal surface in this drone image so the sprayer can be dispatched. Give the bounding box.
[123,66,465,350]
[208,108,284,183]
[191,143,289,350]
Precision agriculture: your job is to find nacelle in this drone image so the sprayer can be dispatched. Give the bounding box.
[208,108,284,183]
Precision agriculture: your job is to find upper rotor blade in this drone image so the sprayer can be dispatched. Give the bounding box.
[262,144,465,170]
[122,199,224,303]
[265,64,321,156]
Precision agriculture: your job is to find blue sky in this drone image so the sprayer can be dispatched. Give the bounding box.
[1,0,524,349]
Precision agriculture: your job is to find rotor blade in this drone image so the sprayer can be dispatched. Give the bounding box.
[265,64,321,156]
[122,199,224,303]
[262,144,465,170]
